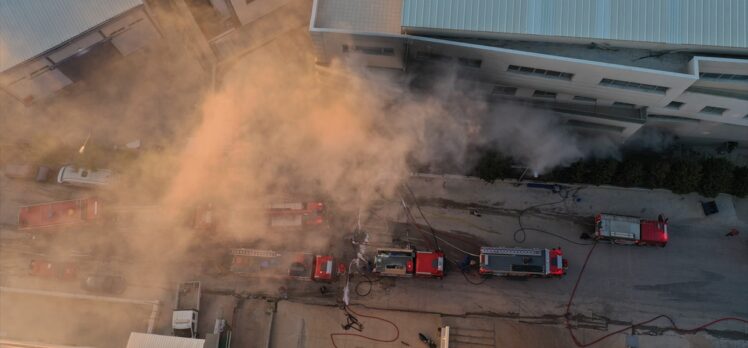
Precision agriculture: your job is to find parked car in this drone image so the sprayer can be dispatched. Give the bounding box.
[29,259,77,280]
[81,274,127,294]
[57,165,112,187]
[3,164,52,182]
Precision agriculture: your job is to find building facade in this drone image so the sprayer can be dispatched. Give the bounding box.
[309,0,748,144]
[0,0,161,105]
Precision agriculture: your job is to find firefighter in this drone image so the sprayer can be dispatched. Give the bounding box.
[726,228,740,237]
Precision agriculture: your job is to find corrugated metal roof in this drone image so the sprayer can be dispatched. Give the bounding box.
[126,333,205,348]
[314,0,403,34]
[401,0,748,49]
[0,0,142,72]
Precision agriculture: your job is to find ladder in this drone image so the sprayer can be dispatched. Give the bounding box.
[230,249,281,257]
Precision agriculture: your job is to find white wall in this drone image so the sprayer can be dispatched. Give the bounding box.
[313,31,405,69]
[100,7,160,56]
[311,29,748,140]
[0,59,72,103]
[0,6,159,105]
[407,38,698,109]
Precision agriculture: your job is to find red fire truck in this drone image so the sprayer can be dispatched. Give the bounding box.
[18,197,100,230]
[29,259,78,280]
[594,214,668,247]
[267,202,325,228]
[193,201,325,231]
[373,248,445,278]
[229,249,341,282]
[479,246,567,278]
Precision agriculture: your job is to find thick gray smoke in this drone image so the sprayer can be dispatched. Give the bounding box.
[377,64,621,175]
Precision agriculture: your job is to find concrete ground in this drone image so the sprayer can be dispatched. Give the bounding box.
[271,300,442,348]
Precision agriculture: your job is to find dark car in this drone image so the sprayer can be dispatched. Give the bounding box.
[81,274,127,294]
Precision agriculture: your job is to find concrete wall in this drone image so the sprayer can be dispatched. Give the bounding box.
[311,27,748,141]
[406,38,698,108]
[311,31,405,69]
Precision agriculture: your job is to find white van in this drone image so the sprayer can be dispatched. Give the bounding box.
[57,165,112,187]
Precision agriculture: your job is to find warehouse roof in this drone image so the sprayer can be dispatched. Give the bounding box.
[126,333,205,348]
[401,0,748,50]
[0,0,142,72]
[313,0,402,34]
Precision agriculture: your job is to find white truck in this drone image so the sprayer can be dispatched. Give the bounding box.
[173,281,201,338]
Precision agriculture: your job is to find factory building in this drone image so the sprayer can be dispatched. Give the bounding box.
[309,0,748,144]
[0,0,161,104]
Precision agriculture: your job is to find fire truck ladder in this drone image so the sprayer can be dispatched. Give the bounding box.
[230,249,281,257]
[480,247,542,256]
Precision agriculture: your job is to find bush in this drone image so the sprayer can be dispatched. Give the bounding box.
[615,158,646,187]
[698,157,734,197]
[587,159,619,185]
[731,166,748,197]
[472,150,513,183]
[666,159,703,194]
[558,160,590,184]
[645,158,672,189]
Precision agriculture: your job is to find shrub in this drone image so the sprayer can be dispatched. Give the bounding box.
[615,158,646,187]
[666,159,703,194]
[731,166,748,198]
[646,158,672,189]
[587,159,619,185]
[698,157,735,197]
[472,150,513,183]
[560,160,590,184]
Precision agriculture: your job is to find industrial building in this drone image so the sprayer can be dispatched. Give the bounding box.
[309,0,748,144]
[0,0,161,104]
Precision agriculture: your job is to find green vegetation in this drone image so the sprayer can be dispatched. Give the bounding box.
[473,150,748,198]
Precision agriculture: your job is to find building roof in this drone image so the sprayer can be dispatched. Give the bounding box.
[126,333,205,348]
[401,0,748,50]
[0,0,142,72]
[313,0,402,34]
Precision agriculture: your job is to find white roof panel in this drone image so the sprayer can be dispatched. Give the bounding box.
[314,0,403,34]
[126,333,205,348]
[401,0,748,49]
[0,0,142,72]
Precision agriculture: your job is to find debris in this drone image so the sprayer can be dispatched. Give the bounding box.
[418,333,436,348]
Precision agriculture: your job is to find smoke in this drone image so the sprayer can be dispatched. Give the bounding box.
[624,127,677,152]
[0,5,628,345]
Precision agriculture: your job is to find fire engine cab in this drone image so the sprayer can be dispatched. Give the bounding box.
[594,214,668,247]
[479,246,567,278]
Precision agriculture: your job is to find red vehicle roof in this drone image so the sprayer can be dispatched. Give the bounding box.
[640,220,668,245]
[313,255,335,281]
[29,259,77,280]
[415,251,444,277]
[548,248,567,276]
[18,198,99,230]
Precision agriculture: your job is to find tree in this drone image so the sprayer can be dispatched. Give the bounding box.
[559,160,590,184]
[646,159,672,189]
[587,159,619,185]
[731,166,748,198]
[698,157,734,197]
[614,158,646,187]
[472,150,513,183]
[666,159,703,194]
